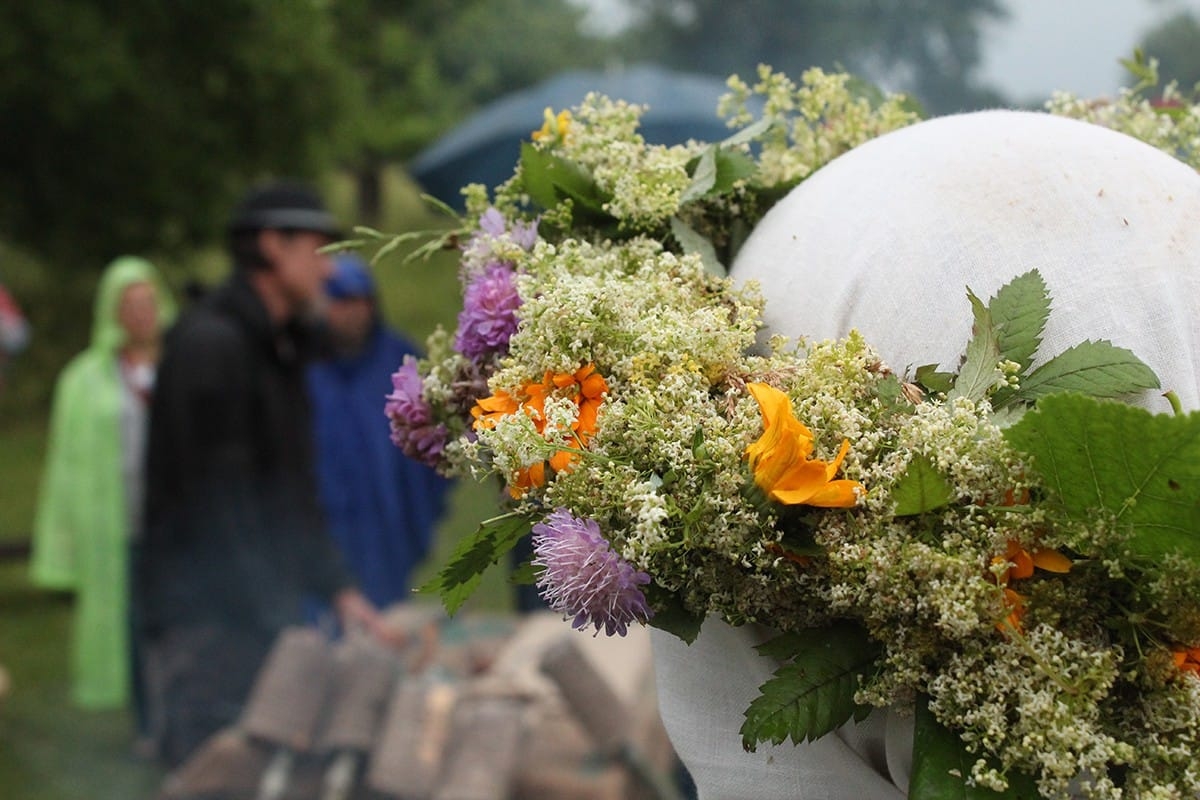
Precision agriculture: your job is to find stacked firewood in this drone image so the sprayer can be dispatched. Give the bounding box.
[157,609,681,800]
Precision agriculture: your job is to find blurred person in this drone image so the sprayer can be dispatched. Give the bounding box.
[135,182,395,767]
[306,254,451,614]
[0,276,30,389]
[30,256,176,712]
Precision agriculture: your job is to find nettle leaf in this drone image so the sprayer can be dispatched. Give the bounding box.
[1005,394,1200,563]
[682,146,758,204]
[988,270,1049,369]
[948,290,1001,403]
[910,696,1038,800]
[418,513,532,615]
[670,216,726,277]
[740,622,878,751]
[1010,340,1159,402]
[892,455,955,516]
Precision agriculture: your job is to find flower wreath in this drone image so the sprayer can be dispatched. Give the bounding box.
[364,62,1200,799]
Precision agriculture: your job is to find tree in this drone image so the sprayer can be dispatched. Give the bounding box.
[332,0,613,221]
[616,0,1009,114]
[0,0,354,266]
[1137,10,1200,91]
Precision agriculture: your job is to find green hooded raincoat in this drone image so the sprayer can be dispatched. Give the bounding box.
[31,256,175,709]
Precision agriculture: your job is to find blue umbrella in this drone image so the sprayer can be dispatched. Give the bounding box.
[409,64,759,208]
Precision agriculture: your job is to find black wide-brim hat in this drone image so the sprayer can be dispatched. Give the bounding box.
[228,180,342,238]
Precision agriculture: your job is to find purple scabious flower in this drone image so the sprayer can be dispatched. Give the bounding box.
[385,356,448,467]
[454,262,521,360]
[532,509,653,637]
[464,207,539,265]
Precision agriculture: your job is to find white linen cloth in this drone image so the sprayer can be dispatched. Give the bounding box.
[651,109,1200,799]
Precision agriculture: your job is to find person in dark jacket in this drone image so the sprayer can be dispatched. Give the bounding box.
[306,254,451,612]
[136,182,394,766]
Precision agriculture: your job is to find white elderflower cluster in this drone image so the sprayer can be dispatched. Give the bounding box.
[551,93,701,228]
[719,65,919,187]
[1047,83,1200,170]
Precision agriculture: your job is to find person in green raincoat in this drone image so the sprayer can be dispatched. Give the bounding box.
[31,256,176,710]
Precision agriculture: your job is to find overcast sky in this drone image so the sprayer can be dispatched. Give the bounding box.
[978,0,1200,101]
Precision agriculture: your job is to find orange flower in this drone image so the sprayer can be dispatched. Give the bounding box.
[744,383,863,508]
[471,364,609,497]
[991,539,1071,633]
[1173,647,1200,676]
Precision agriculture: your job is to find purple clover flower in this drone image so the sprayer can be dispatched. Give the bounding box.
[454,262,521,360]
[532,509,653,637]
[385,356,448,467]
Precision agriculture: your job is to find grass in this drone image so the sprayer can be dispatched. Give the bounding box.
[0,168,514,798]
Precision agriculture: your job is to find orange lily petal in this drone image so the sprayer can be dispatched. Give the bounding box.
[1031,548,1072,573]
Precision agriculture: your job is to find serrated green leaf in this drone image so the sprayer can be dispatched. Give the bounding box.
[644,584,705,644]
[1005,394,1200,562]
[670,216,727,277]
[948,290,1001,402]
[740,622,878,750]
[988,270,1049,370]
[910,696,1038,800]
[1011,340,1159,402]
[892,455,956,516]
[418,513,532,615]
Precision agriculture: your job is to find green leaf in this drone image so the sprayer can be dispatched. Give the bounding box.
[1011,340,1159,402]
[710,148,757,194]
[915,364,955,394]
[753,632,809,662]
[519,141,610,215]
[670,216,727,277]
[988,270,1049,370]
[910,696,1038,800]
[644,584,705,644]
[680,146,718,203]
[740,622,878,750]
[418,513,532,615]
[948,290,1001,403]
[1005,394,1200,562]
[892,455,956,516]
[721,115,775,147]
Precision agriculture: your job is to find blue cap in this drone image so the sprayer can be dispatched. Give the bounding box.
[326,254,376,300]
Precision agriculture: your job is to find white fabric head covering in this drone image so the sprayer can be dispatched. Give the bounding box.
[652,110,1200,799]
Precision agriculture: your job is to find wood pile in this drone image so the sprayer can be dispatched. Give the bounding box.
[157,609,681,800]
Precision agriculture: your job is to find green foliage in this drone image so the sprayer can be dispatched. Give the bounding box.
[1005,394,1200,563]
[892,455,956,516]
[1135,12,1200,91]
[910,696,1038,800]
[948,289,1002,403]
[617,0,1009,114]
[988,270,1049,369]
[740,622,877,751]
[0,0,354,264]
[1012,341,1160,402]
[645,584,706,643]
[419,512,532,614]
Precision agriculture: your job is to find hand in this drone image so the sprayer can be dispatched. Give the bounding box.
[332,588,407,649]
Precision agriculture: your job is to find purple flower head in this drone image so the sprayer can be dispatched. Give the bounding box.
[532,509,653,637]
[454,262,521,360]
[385,356,448,467]
[464,208,540,265]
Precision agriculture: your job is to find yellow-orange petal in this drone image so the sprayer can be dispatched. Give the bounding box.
[802,479,863,508]
[1032,548,1072,574]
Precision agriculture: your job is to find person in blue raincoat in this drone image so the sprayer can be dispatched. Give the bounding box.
[306,254,451,610]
